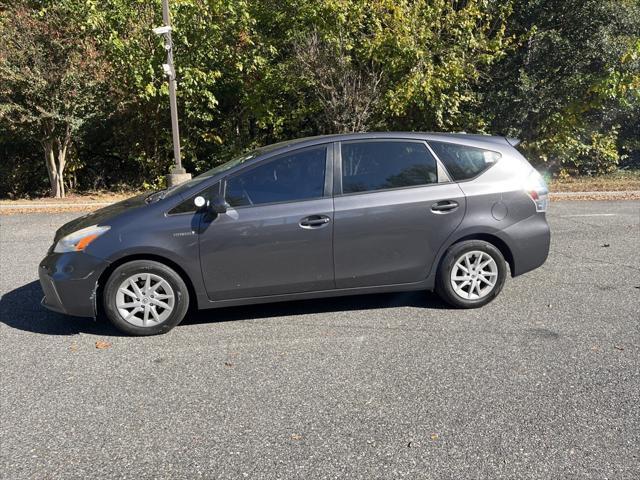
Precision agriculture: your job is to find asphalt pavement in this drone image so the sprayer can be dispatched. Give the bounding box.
[1,201,639,479]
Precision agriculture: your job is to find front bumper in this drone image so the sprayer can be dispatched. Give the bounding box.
[39,252,110,317]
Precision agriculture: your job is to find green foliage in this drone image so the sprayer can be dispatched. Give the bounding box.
[0,0,111,196]
[481,0,640,174]
[0,0,638,197]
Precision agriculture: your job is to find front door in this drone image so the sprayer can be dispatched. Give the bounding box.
[199,145,335,300]
[333,139,466,288]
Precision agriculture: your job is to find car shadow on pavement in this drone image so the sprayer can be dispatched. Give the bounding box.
[1,281,449,335]
[184,289,449,327]
[0,281,122,336]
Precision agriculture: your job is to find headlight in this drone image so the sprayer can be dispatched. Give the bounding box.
[54,225,110,253]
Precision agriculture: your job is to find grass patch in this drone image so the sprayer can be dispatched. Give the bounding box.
[549,169,640,192]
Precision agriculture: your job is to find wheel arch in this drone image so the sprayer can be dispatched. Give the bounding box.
[437,233,516,278]
[96,254,198,316]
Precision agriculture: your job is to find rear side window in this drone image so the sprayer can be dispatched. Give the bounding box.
[429,142,500,181]
[225,146,326,207]
[341,141,437,194]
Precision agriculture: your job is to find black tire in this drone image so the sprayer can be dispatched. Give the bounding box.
[103,260,190,336]
[435,240,507,309]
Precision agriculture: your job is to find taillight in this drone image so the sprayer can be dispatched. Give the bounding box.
[524,170,549,213]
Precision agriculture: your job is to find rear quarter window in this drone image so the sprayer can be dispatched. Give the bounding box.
[429,141,500,181]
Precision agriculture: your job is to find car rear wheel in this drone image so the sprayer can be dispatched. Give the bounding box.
[436,240,507,308]
[103,260,189,335]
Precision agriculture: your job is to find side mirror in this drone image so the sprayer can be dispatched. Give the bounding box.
[193,195,227,214]
[210,197,228,214]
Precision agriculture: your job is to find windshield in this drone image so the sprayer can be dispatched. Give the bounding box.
[157,149,262,200]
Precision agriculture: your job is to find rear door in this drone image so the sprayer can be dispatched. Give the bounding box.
[199,144,335,300]
[333,139,466,288]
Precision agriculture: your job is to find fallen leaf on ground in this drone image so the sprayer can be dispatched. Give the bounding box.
[95,341,112,349]
[430,433,439,441]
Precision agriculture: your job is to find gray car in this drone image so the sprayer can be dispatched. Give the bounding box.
[39,132,550,335]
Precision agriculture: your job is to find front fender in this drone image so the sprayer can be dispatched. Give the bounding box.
[87,211,208,305]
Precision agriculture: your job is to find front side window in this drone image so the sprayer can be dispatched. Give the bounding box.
[341,141,438,194]
[429,141,500,181]
[167,183,220,215]
[225,146,327,207]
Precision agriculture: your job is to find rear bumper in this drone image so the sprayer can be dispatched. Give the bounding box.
[498,213,550,276]
[39,252,109,317]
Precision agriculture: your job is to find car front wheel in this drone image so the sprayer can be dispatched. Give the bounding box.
[103,260,190,335]
[436,240,507,308]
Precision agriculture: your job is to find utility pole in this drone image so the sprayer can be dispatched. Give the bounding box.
[154,0,191,186]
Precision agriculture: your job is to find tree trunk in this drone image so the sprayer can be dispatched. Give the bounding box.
[43,140,61,198]
[56,132,70,199]
[41,125,72,198]
[58,173,65,198]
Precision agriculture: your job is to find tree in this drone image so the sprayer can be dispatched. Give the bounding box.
[290,0,514,134]
[294,31,383,133]
[481,0,640,174]
[1,0,637,199]
[0,1,110,197]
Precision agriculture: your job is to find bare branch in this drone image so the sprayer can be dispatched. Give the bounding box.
[294,31,383,133]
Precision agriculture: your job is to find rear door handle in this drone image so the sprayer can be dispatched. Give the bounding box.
[431,200,459,213]
[299,215,331,229]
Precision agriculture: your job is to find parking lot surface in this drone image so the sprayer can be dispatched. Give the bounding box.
[1,201,639,479]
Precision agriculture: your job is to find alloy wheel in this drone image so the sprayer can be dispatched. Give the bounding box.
[450,250,498,300]
[115,273,175,327]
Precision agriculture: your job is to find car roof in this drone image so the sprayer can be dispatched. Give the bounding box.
[172,132,516,201]
[259,132,513,155]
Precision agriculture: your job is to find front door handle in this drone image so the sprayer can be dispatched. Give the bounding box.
[431,200,459,213]
[299,215,331,229]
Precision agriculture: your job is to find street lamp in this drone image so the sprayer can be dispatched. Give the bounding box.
[153,0,191,187]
